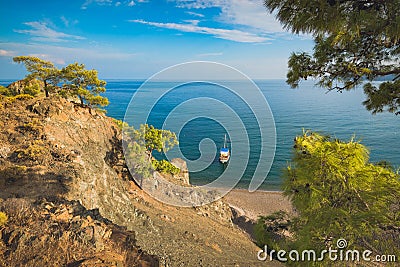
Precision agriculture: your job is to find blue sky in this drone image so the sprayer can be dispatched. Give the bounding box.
[0,0,313,79]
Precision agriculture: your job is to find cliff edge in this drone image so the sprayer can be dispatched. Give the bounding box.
[0,96,280,266]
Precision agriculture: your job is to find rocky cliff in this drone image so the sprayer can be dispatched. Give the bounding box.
[0,96,280,266]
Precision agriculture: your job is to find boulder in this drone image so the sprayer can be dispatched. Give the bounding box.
[170,158,190,185]
[7,78,44,95]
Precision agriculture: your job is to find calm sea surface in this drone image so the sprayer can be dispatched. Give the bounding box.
[104,80,400,190]
[2,79,399,190]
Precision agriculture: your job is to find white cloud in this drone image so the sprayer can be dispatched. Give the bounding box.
[81,0,113,9]
[81,0,148,8]
[130,19,270,43]
[0,49,16,57]
[196,52,223,57]
[60,16,79,27]
[14,21,85,42]
[0,42,139,66]
[27,53,66,65]
[185,11,204,18]
[174,0,285,33]
[183,19,200,25]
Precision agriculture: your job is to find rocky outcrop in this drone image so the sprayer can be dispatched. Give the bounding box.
[0,96,137,226]
[0,197,158,266]
[0,96,159,265]
[170,158,189,185]
[194,198,233,225]
[7,78,44,95]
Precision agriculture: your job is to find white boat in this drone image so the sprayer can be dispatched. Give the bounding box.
[219,134,230,163]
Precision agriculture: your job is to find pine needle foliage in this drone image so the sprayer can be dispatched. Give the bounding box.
[264,0,400,114]
[284,131,400,258]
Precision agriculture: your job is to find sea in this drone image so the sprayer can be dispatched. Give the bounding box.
[2,79,399,191]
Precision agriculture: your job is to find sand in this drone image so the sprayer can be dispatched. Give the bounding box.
[224,189,293,221]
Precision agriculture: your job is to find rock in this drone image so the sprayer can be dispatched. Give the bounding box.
[7,78,44,95]
[0,198,159,266]
[170,158,190,185]
[54,210,71,222]
[195,199,233,225]
[0,145,10,158]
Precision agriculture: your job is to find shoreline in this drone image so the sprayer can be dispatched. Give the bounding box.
[224,188,293,222]
[231,188,284,193]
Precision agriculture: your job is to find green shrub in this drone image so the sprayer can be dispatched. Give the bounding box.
[23,82,41,96]
[0,85,12,96]
[0,212,8,226]
[254,211,292,252]
[22,119,42,133]
[113,119,129,130]
[16,141,46,161]
[152,159,180,175]
[8,94,35,103]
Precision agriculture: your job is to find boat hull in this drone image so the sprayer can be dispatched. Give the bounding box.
[219,158,229,164]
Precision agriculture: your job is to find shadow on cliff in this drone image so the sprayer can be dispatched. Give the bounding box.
[0,168,69,199]
[230,207,257,241]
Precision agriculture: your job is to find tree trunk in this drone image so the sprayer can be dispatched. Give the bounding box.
[44,80,49,97]
[79,95,84,107]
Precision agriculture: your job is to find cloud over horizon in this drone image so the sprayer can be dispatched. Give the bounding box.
[130,19,271,43]
[14,21,85,43]
[174,0,285,33]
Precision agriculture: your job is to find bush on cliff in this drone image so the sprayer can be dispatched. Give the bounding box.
[0,86,11,97]
[0,212,7,227]
[152,159,180,175]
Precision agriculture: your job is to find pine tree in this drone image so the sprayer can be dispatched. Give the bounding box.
[284,131,400,258]
[13,56,60,97]
[264,0,400,114]
[122,124,179,187]
[133,124,178,161]
[61,63,109,108]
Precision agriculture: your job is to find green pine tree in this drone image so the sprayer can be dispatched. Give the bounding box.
[61,63,109,108]
[264,0,400,114]
[283,131,400,262]
[13,56,60,97]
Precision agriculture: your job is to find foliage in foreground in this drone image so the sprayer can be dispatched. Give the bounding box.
[264,0,400,114]
[0,79,41,97]
[256,131,400,265]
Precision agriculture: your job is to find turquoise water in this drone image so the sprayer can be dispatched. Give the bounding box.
[2,79,399,190]
[103,80,400,190]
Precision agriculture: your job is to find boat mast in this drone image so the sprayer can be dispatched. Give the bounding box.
[223,134,227,148]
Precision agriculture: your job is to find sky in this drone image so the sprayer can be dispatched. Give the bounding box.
[0,0,314,80]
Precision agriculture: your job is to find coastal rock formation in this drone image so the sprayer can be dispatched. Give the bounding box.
[0,197,158,266]
[7,78,44,95]
[170,158,190,185]
[0,95,282,266]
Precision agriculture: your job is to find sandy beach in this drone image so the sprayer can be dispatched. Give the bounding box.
[224,189,293,221]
